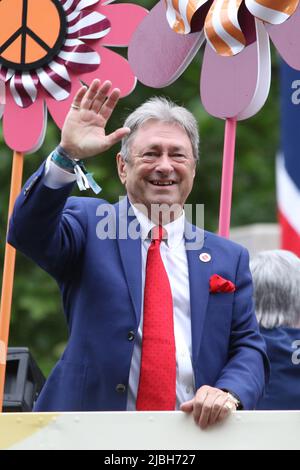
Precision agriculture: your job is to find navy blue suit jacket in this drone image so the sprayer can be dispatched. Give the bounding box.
[256,327,300,410]
[7,162,269,411]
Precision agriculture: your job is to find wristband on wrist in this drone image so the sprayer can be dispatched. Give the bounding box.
[51,145,101,194]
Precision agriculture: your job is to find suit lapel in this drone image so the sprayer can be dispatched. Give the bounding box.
[185,222,213,364]
[115,197,142,325]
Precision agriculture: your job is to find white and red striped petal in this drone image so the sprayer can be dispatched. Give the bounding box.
[10,72,38,108]
[37,61,71,101]
[205,0,246,56]
[165,0,209,34]
[58,41,100,73]
[61,0,100,14]
[61,0,80,15]
[245,0,299,25]
[76,0,100,11]
[0,66,14,82]
[67,11,111,40]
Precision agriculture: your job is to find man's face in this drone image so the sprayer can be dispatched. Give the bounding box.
[117,120,196,220]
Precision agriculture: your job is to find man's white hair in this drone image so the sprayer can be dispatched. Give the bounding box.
[250,250,300,328]
[120,97,199,161]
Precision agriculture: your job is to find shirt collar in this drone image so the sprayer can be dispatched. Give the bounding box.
[130,202,185,249]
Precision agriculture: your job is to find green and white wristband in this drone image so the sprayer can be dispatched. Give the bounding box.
[51,145,102,194]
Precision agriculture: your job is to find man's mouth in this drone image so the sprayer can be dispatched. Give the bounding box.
[149,180,176,186]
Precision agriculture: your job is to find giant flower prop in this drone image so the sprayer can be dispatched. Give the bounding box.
[129,0,300,121]
[0,0,147,152]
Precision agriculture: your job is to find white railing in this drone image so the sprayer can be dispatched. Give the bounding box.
[1,411,300,450]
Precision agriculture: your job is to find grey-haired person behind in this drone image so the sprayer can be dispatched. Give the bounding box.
[250,250,300,409]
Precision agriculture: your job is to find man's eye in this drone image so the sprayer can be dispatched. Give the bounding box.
[171,154,186,160]
[142,152,159,160]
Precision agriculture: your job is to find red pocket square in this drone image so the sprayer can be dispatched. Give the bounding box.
[209,274,236,293]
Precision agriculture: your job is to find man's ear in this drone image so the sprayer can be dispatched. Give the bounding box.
[116,153,127,185]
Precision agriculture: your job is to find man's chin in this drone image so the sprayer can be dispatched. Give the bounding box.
[146,198,183,223]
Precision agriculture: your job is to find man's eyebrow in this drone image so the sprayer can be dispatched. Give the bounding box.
[142,144,186,151]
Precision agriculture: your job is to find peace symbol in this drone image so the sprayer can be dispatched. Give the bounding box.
[0,0,67,71]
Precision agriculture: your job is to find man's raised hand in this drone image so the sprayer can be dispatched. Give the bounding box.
[60,79,131,159]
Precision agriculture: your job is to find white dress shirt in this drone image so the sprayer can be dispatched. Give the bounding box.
[44,158,195,409]
[128,206,195,410]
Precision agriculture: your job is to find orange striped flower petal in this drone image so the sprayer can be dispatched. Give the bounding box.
[204,0,246,56]
[165,0,209,34]
[245,0,300,24]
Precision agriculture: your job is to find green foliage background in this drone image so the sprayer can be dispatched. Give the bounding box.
[0,1,279,376]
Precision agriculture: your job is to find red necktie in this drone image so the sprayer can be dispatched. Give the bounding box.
[136,225,176,410]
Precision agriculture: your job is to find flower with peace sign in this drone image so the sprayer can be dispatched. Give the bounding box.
[0,0,147,151]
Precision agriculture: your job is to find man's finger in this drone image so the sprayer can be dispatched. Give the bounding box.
[209,394,230,426]
[81,79,101,110]
[90,80,112,113]
[191,388,209,425]
[100,88,121,123]
[180,400,194,413]
[105,127,131,149]
[197,392,220,429]
[72,85,88,108]
[216,402,232,423]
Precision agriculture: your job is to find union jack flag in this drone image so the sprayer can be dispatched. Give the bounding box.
[277,61,300,256]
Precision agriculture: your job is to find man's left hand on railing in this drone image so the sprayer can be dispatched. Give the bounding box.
[180,385,238,429]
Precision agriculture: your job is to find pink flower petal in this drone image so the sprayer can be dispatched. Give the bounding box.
[47,47,136,129]
[99,3,148,46]
[46,76,82,129]
[3,94,46,152]
[79,46,136,96]
[201,19,271,120]
[265,5,300,71]
[128,0,204,87]
[0,80,5,119]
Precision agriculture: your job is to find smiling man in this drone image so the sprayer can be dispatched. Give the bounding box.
[7,79,269,429]
[117,118,196,224]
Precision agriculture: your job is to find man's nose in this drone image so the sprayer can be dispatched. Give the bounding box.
[155,154,174,173]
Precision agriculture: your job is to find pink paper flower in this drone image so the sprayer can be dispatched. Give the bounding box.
[0,0,147,152]
[129,0,300,120]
